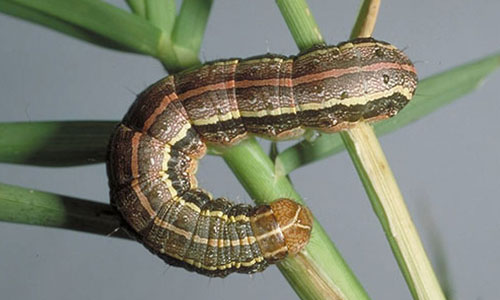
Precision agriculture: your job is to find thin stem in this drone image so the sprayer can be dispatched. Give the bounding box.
[0,182,130,239]
[278,0,445,298]
[0,121,116,167]
[350,0,380,38]
[221,138,369,300]
[276,0,323,51]
[271,1,372,299]
[125,0,146,17]
[145,0,176,34]
[339,0,445,299]
[170,0,212,68]
[340,123,445,300]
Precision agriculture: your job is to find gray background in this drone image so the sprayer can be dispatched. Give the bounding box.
[1,0,499,299]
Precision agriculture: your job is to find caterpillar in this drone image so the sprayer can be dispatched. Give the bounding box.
[106,37,418,277]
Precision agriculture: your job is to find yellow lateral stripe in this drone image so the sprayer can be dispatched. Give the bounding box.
[161,145,171,172]
[176,197,201,213]
[154,217,192,240]
[189,86,411,122]
[170,253,264,271]
[239,106,297,118]
[299,86,413,111]
[158,172,179,199]
[191,235,257,247]
[190,106,298,125]
[168,122,192,145]
[191,111,235,126]
[199,209,249,222]
[155,214,257,250]
[200,209,250,223]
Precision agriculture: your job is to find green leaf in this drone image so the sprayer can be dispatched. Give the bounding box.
[0,0,136,52]
[0,0,191,69]
[4,0,165,55]
[0,121,116,167]
[221,138,370,300]
[275,52,500,176]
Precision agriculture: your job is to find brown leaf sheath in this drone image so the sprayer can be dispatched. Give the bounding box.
[106,37,417,277]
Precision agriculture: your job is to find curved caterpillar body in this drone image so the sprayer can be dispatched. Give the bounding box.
[106,37,417,277]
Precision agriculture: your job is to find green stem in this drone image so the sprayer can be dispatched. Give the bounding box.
[145,0,176,34]
[0,120,220,167]
[0,182,130,239]
[277,0,445,299]
[341,1,445,298]
[222,138,368,300]
[170,0,213,68]
[276,2,371,299]
[340,123,445,299]
[276,0,324,51]
[0,121,116,167]
[125,0,146,17]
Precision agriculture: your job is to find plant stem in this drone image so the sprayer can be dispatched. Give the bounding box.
[338,0,445,299]
[125,0,146,17]
[0,182,130,239]
[221,138,369,300]
[145,0,176,34]
[171,0,212,67]
[0,121,116,166]
[276,0,323,50]
[278,0,445,298]
[350,0,380,38]
[340,123,444,299]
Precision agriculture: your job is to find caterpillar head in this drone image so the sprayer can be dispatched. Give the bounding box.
[270,198,313,256]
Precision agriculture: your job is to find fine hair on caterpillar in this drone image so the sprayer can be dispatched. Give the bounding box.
[106,37,418,277]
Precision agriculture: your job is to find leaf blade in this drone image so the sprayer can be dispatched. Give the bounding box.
[3,0,165,57]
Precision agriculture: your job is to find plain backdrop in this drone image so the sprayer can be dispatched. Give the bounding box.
[1,1,499,299]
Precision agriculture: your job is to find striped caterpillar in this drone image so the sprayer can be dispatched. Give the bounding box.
[106,37,418,277]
